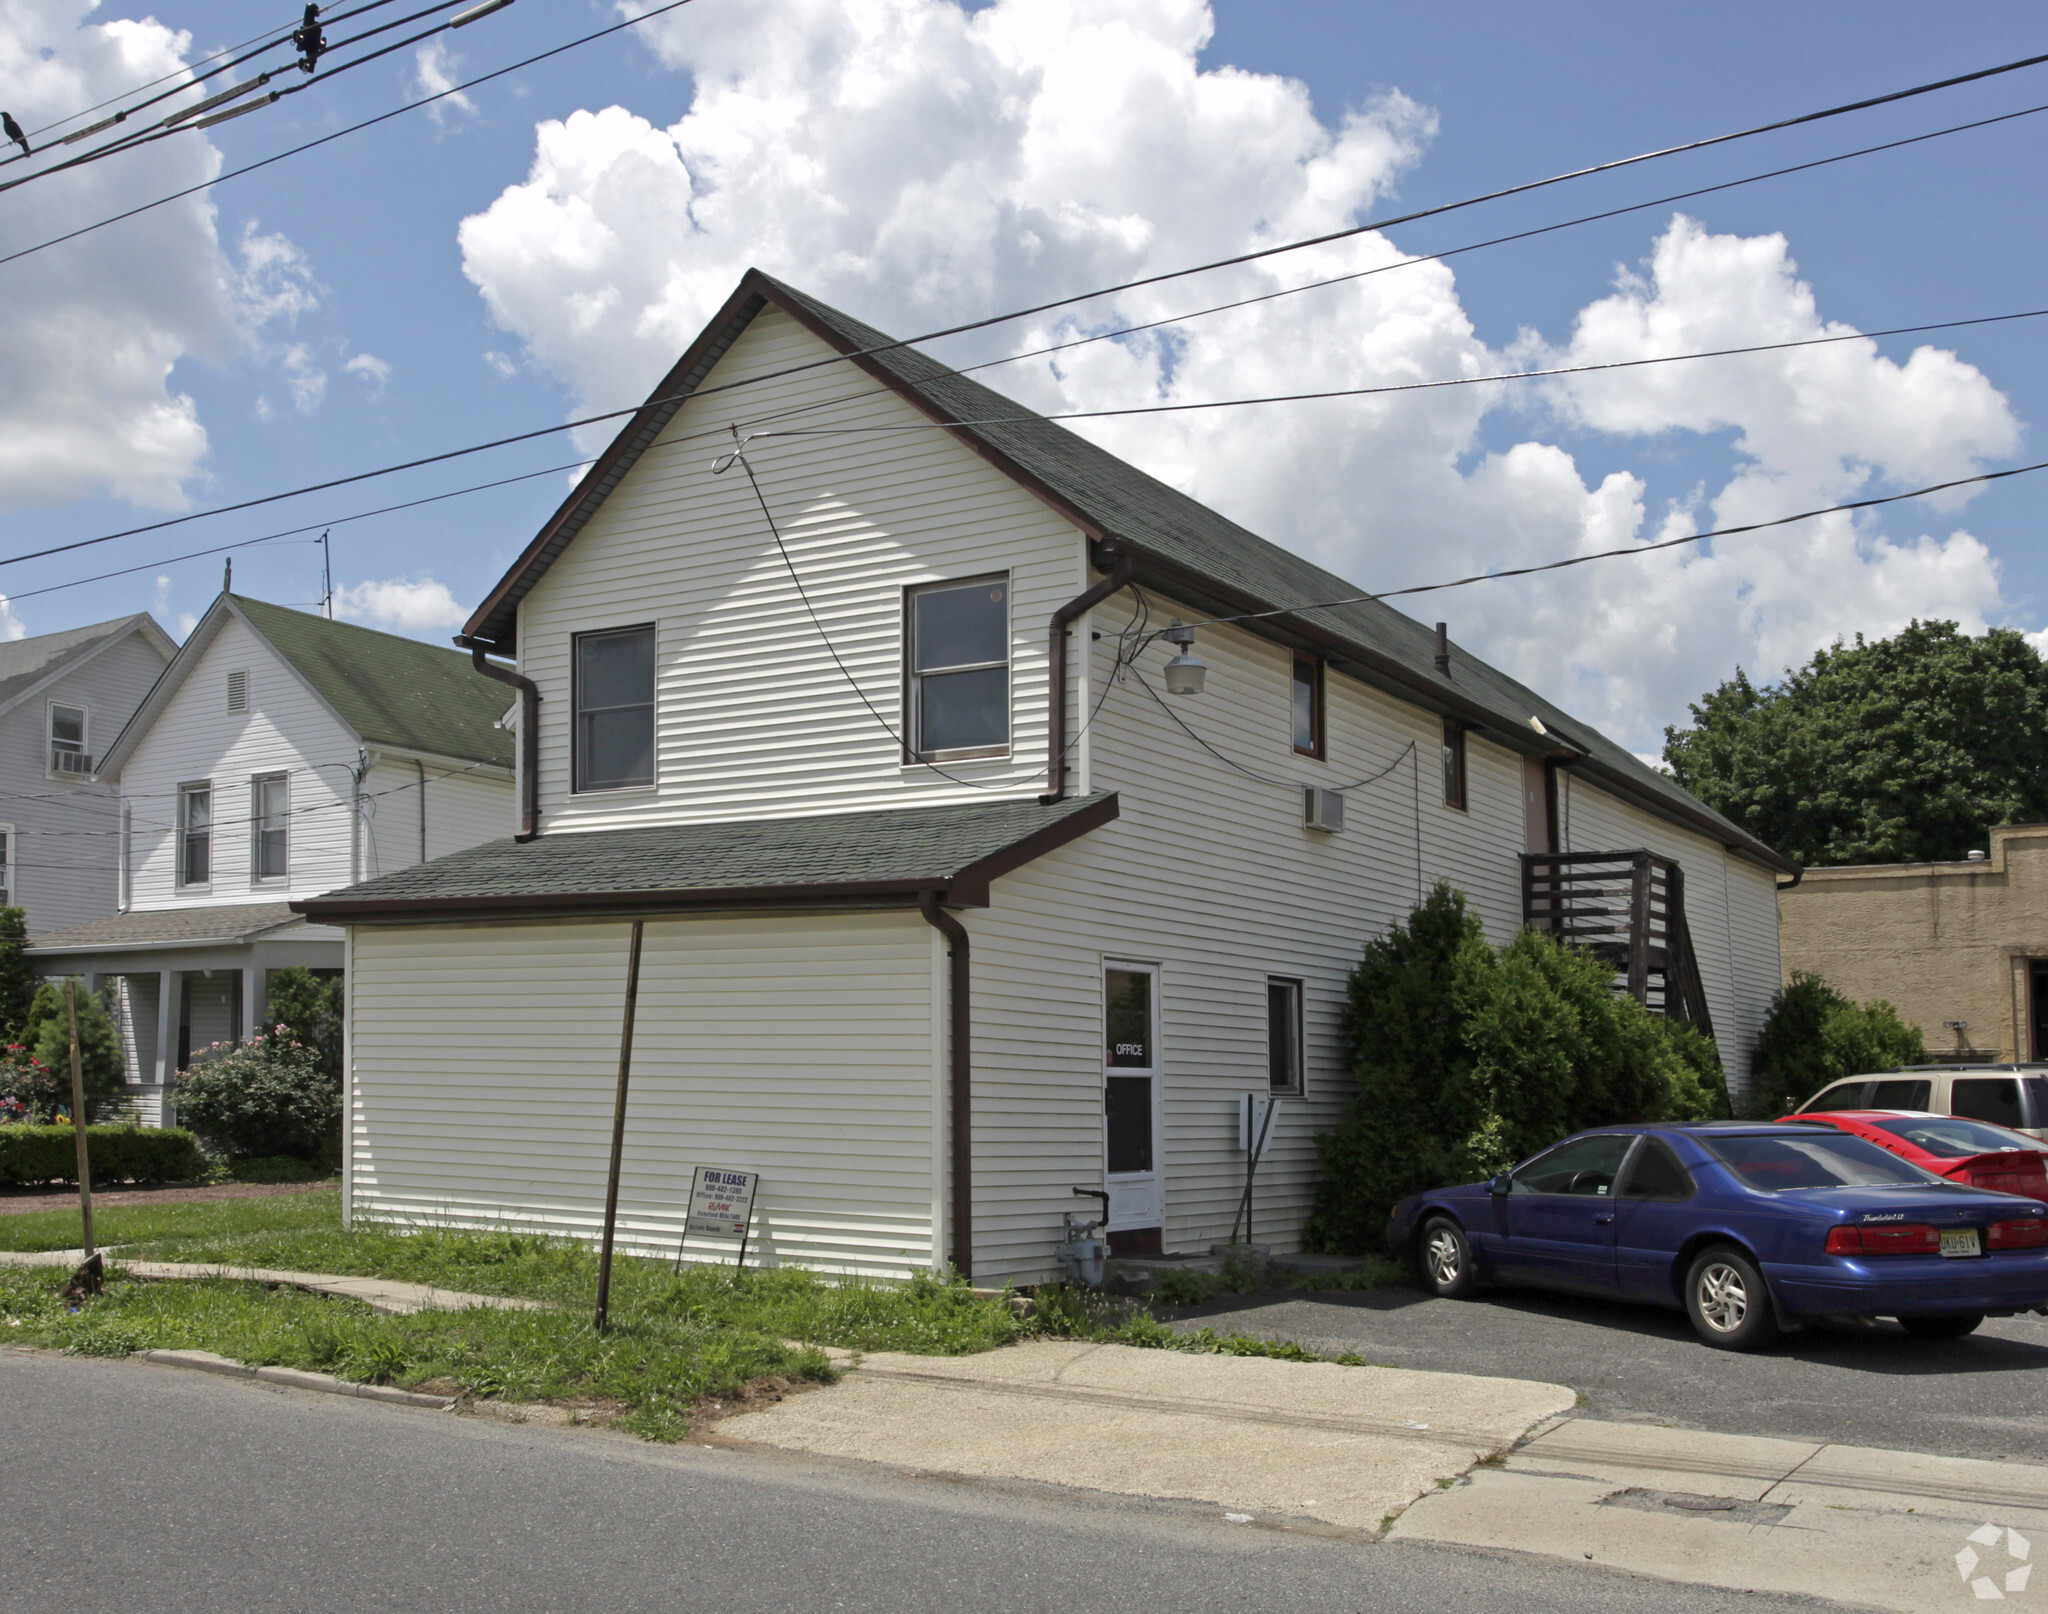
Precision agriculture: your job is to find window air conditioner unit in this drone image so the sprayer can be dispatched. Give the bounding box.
[1303,787,1345,833]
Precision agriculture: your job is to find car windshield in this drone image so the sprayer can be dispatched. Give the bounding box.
[1704,1132,1943,1191]
[1865,1114,2048,1159]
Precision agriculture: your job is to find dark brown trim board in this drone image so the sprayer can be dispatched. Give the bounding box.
[918,892,973,1280]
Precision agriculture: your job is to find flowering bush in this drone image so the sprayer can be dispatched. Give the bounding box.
[174,1026,341,1162]
[0,1039,126,1125]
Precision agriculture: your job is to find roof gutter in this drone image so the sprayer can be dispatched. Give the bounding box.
[460,641,540,842]
[917,891,973,1281]
[1041,542,1133,805]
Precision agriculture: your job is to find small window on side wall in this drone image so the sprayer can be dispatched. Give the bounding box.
[1291,656,1324,758]
[1267,977,1304,1094]
[909,576,1009,759]
[251,774,288,881]
[574,625,656,793]
[0,825,13,906]
[1441,721,1467,811]
[180,784,211,885]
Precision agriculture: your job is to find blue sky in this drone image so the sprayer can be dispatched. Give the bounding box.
[2,0,2044,751]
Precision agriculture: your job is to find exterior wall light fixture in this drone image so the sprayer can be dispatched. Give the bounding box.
[1162,621,1208,695]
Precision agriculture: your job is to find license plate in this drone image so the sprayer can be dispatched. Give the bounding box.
[1940,1229,1982,1259]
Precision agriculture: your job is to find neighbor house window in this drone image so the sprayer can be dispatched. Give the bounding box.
[909,576,1009,758]
[573,625,656,792]
[1267,977,1304,1094]
[1291,657,1323,758]
[251,774,288,881]
[180,784,211,885]
[0,825,12,906]
[49,702,89,775]
[1441,721,1467,811]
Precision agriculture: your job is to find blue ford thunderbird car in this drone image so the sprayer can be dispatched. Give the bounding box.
[1385,1122,2048,1349]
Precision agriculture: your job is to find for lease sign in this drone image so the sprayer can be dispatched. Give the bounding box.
[687,1167,758,1240]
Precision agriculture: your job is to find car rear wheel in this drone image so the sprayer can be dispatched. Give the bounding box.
[1899,1313,1983,1340]
[1683,1246,1781,1351]
[1419,1216,1481,1299]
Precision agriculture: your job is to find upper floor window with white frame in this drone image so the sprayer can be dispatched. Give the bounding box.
[909,576,1009,759]
[49,702,89,776]
[251,774,288,881]
[573,625,656,793]
[180,784,212,885]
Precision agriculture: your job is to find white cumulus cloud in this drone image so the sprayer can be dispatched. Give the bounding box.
[456,0,2031,748]
[334,577,468,634]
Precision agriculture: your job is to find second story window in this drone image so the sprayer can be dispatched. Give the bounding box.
[910,576,1008,759]
[0,825,12,906]
[49,703,89,775]
[574,625,656,793]
[1442,721,1468,811]
[180,784,211,885]
[1292,656,1324,758]
[251,774,288,881]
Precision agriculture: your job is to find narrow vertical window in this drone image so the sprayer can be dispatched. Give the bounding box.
[49,703,89,775]
[573,625,656,792]
[1291,656,1323,758]
[0,825,13,907]
[1441,721,1467,811]
[1267,977,1304,1094]
[180,785,211,885]
[251,774,288,881]
[909,577,1009,758]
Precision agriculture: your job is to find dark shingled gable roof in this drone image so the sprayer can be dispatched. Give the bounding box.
[463,270,1791,873]
[233,596,514,769]
[29,902,310,952]
[0,615,160,717]
[297,791,1118,921]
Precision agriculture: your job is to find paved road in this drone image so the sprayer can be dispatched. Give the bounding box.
[1183,1279,2048,1462]
[0,1349,1843,1614]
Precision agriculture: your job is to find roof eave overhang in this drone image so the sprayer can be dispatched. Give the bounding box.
[28,924,310,955]
[293,791,1120,926]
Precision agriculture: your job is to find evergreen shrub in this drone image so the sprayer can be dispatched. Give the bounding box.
[1304,884,1729,1255]
[1745,972,1926,1118]
[3,980,127,1122]
[0,1124,205,1186]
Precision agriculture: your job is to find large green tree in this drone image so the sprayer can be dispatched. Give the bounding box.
[1663,620,2048,867]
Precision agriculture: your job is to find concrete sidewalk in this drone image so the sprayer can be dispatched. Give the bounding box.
[713,1338,1577,1531]
[1393,1416,2048,1612]
[0,1249,540,1316]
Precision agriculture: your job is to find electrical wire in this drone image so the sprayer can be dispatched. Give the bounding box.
[1,0,701,266]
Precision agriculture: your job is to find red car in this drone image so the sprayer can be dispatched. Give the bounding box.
[1782,1110,2048,1197]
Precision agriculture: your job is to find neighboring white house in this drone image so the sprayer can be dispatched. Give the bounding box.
[30,594,515,1122]
[0,615,175,938]
[302,271,1795,1285]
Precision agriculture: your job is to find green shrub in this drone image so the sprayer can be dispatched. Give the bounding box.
[229,1155,328,1184]
[0,908,34,1044]
[1304,884,1729,1254]
[0,1124,205,1186]
[7,980,126,1122]
[1746,971,1927,1118]
[175,1030,340,1162]
[266,967,343,1079]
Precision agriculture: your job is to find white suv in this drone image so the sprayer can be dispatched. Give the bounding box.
[1793,1064,2048,1142]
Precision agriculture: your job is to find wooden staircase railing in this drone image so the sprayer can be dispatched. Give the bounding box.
[1521,850,1715,1037]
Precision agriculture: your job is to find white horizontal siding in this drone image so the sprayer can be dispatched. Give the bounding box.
[357,756,513,882]
[517,307,1084,832]
[347,913,940,1278]
[1560,775,1782,1094]
[120,617,362,909]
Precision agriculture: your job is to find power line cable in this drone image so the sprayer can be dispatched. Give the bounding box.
[0,0,700,266]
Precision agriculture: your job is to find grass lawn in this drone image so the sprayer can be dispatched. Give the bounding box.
[0,1187,344,1256]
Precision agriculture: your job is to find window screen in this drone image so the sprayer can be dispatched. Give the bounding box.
[1441,722,1467,810]
[574,626,656,792]
[1291,657,1323,757]
[1267,978,1303,1093]
[910,578,1008,756]
[251,775,288,880]
[1953,1077,2026,1130]
[180,786,211,885]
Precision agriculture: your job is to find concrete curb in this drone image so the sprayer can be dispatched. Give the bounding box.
[0,1249,541,1316]
[136,1348,455,1410]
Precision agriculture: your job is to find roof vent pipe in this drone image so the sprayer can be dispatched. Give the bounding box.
[1435,622,1450,676]
[460,639,541,842]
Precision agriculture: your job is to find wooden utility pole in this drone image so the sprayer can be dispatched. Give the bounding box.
[593,920,645,1333]
[66,980,94,1259]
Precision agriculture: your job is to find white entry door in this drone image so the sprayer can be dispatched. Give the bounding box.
[1103,961,1161,1232]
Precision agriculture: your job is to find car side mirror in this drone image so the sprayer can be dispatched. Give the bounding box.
[1488,1174,1511,1197]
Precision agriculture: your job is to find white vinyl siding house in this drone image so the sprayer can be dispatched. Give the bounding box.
[30,596,516,1123]
[307,272,1793,1285]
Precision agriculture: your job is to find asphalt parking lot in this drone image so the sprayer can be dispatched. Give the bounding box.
[1175,1279,2048,1463]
